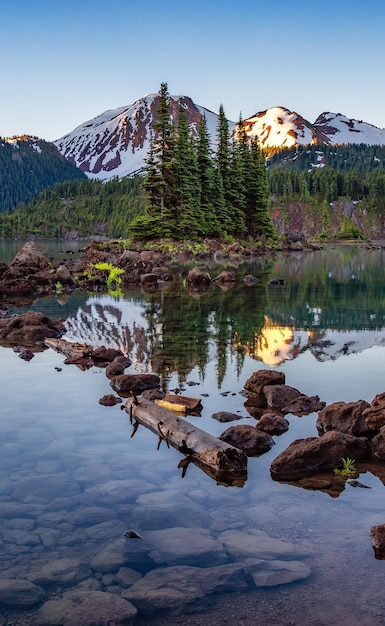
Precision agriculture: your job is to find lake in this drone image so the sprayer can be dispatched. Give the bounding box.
[1,242,385,625]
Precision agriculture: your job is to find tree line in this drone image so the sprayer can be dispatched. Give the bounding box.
[129,82,276,241]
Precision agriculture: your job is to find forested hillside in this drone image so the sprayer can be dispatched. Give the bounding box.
[2,102,385,241]
[0,136,86,212]
[0,177,146,238]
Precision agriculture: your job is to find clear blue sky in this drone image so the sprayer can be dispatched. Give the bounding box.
[2,0,384,141]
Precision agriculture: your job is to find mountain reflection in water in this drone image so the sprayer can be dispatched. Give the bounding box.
[2,244,385,625]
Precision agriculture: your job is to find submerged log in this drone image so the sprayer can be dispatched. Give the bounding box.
[125,398,247,485]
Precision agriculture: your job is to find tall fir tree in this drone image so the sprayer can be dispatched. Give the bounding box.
[196,115,219,236]
[174,103,203,238]
[249,137,276,239]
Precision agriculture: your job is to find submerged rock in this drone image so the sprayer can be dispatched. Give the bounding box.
[0,579,46,607]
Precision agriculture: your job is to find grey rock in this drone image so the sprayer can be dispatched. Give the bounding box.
[37,590,137,626]
[246,558,311,587]
[0,578,46,607]
[145,527,228,567]
[30,558,92,586]
[123,563,250,616]
[220,529,310,560]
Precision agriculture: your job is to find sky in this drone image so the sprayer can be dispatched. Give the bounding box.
[1,0,385,141]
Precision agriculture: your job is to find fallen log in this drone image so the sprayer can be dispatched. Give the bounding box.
[125,398,247,485]
[44,337,94,358]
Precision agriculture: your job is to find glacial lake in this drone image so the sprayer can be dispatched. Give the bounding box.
[1,242,385,625]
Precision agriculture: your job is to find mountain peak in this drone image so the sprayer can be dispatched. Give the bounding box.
[54,94,385,181]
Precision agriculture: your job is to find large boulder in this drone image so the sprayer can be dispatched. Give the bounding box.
[371,426,385,460]
[270,430,372,481]
[9,241,50,269]
[316,400,371,436]
[0,311,65,348]
[282,394,326,416]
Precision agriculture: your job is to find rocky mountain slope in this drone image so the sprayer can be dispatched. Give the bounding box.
[54,94,385,181]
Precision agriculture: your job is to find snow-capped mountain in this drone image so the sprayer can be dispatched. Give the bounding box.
[54,94,223,181]
[54,95,385,181]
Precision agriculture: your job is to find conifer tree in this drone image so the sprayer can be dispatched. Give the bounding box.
[196,115,219,236]
[174,103,203,238]
[249,138,276,239]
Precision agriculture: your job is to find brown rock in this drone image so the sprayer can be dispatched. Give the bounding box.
[371,426,385,460]
[256,413,289,436]
[186,268,211,289]
[244,370,285,395]
[283,394,326,416]
[0,311,65,348]
[9,241,50,269]
[264,384,302,411]
[99,394,122,407]
[213,270,237,284]
[362,393,385,431]
[317,400,370,436]
[105,361,125,379]
[92,346,124,363]
[220,425,274,456]
[110,374,161,397]
[270,431,372,481]
[370,524,385,559]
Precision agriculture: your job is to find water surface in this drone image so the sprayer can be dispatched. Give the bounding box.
[1,243,385,625]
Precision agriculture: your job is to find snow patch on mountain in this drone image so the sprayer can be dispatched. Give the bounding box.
[314,112,385,146]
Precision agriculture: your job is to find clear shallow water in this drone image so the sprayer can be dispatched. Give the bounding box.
[1,243,385,624]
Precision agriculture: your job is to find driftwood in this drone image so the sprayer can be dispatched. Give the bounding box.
[125,398,247,485]
[44,337,94,357]
[154,394,203,415]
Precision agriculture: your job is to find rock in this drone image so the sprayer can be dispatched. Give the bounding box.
[246,558,311,587]
[317,400,371,436]
[213,270,237,284]
[219,424,274,456]
[37,590,137,626]
[220,528,310,560]
[92,346,124,363]
[110,374,160,398]
[56,264,75,285]
[263,384,302,410]
[371,426,385,459]
[9,241,50,269]
[99,394,122,406]
[270,431,372,481]
[144,527,227,567]
[244,369,285,395]
[212,411,243,423]
[186,267,211,289]
[122,563,250,617]
[362,392,385,430]
[243,274,259,285]
[0,311,65,347]
[370,524,385,559]
[115,567,143,588]
[141,388,165,401]
[243,393,267,418]
[256,412,289,435]
[140,273,158,287]
[283,394,326,416]
[105,361,125,378]
[13,344,35,361]
[29,558,92,586]
[110,373,160,396]
[0,579,46,607]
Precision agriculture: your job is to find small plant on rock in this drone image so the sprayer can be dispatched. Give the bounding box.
[333,457,357,478]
